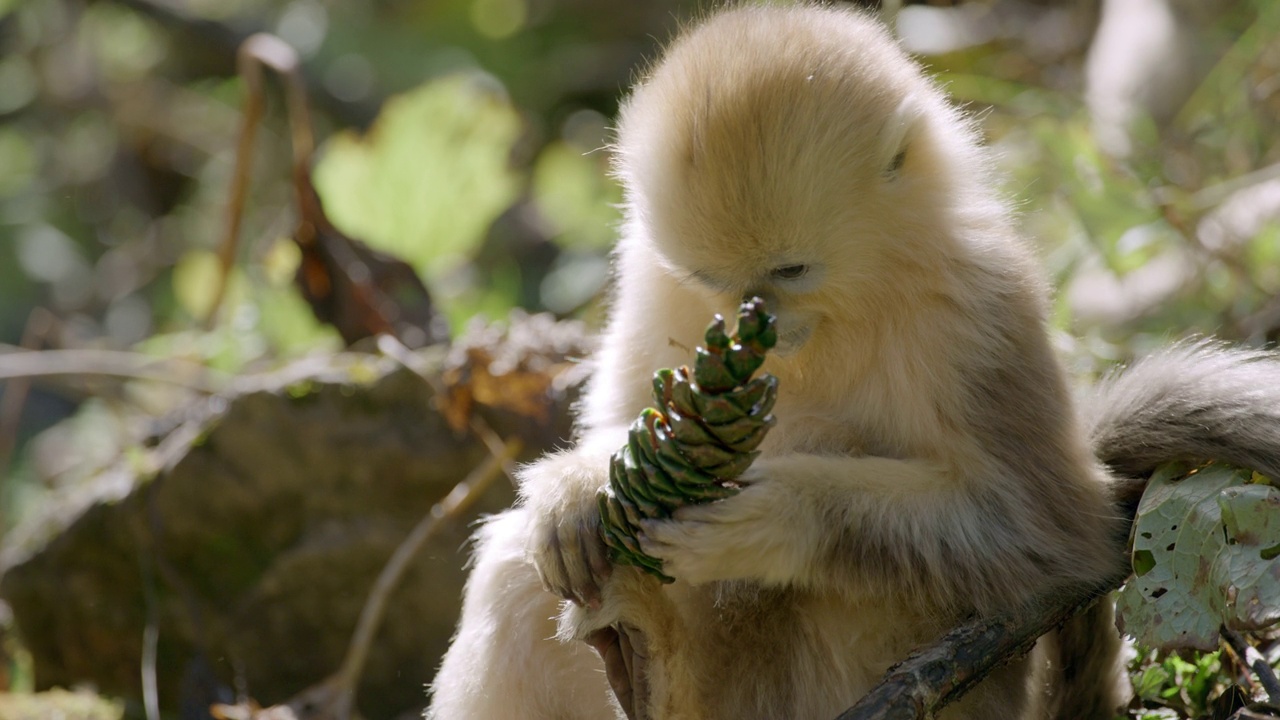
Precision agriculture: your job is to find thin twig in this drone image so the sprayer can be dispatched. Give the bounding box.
[374,335,449,396]
[1223,627,1280,704]
[208,34,317,326]
[282,435,521,720]
[136,532,166,720]
[1223,628,1263,697]
[206,46,266,328]
[0,346,229,393]
[142,613,161,720]
[337,437,521,687]
[470,414,523,490]
[376,334,522,488]
[141,441,226,688]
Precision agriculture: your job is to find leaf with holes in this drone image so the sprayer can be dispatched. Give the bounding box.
[1116,462,1280,650]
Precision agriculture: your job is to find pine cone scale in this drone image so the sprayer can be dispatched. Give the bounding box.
[597,298,779,581]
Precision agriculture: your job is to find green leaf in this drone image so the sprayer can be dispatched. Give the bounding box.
[1116,462,1280,650]
[172,249,222,321]
[530,140,622,250]
[1133,664,1170,701]
[313,73,521,281]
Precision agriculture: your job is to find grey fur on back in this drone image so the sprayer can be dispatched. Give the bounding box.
[1084,340,1280,488]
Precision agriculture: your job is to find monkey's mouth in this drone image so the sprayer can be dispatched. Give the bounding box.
[772,325,813,357]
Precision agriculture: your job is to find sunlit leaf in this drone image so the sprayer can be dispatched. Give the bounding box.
[172,250,223,321]
[254,278,343,357]
[531,141,621,250]
[313,74,521,282]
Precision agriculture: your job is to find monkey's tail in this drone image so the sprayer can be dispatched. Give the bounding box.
[1052,340,1280,720]
[1083,339,1280,511]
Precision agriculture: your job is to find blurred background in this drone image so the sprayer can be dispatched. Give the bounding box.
[0,0,1278,718]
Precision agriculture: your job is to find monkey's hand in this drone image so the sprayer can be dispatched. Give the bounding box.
[637,460,813,586]
[519,449,616,609]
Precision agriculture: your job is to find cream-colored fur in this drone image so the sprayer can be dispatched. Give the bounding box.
[429,4,1128,719]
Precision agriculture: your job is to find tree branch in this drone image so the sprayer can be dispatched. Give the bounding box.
[1223,627,1280,704]
[0,345,229,392]
[834,571,1129,720]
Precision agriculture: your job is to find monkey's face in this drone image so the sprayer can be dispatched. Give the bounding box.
[613,5,961,361]
[623,87,939,361]
[671,261,827,359]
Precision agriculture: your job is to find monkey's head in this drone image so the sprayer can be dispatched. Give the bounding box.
[613,4,1001,359]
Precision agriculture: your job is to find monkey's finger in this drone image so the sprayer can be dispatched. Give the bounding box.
[635,534,679,567]
[617,623,634,681]
[553,527,597,607]
[543,532,580,603]
[582,528,614,588]
[621,624,652,720]
[574,531,606,610]
[638,518,707,548]
[635,526,664,554]
[670,499,737,523]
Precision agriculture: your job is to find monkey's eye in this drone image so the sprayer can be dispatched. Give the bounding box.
[771,264,809,280]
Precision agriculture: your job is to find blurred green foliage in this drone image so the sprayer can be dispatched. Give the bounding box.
[1127,649,1238,720]
[0,0,680,521]
[314,74,523,330]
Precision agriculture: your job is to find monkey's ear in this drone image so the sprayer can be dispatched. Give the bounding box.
[878,94,923,178]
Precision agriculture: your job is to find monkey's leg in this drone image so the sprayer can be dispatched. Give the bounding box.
[1044,601,1129,719]
[427,509,620,720]
[939,653,1035,720]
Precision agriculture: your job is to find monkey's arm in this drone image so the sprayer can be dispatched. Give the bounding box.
[638,453,1101,609]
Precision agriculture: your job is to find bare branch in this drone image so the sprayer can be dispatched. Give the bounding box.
[214,423,523,720]
[834,571,1128,720]
[1223,627,1280,704]
[209,33,317,326]
[0,346,229,393]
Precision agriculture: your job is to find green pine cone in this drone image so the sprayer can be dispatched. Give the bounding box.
[598,297,779,582]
